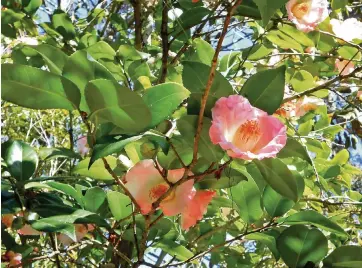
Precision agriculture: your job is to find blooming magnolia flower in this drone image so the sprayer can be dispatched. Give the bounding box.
[2,214,15,228]
[3,251,22,267]
[335,59,355,75]
[58,224,94,246]
[209,95,287,160]
[295,96,324,117]
[124,160,195,216]
[286,0,329,32]
[18,224,41,236]
[330,18,362,42]
[181,190,216,230]
[77,136,89,156]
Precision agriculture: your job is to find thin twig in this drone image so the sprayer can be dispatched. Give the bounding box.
[158,0,169,83]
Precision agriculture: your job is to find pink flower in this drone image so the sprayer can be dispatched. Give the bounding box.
[58,224,93,246]
[335,59,355,75]
[274,101,297,118]
[18,224,41,236]
[209,95,287,160]
[357,91,362,101]
[77,136,89,156]
[181,190,216,230]
[330,18,362,42]
[286,0,329,32]
[124,160,195,215]
[4,251,22,267]
[295,96,324,117]
[1,214,14,228]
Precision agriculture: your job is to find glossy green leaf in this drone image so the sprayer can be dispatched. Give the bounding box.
[266,31,304,52]
[84,187,106,213]
[279,24,314,47]
[277,137,312,164]
[254,158,299,202]
[262,185,295,217]
[62,50,116,113]
[52,9,76,40]
[237,0,261,19]
[282,210,348,237]
[2,140,38,181]
[21,44,68,75]
[323,245,362,268]
[177,115,224,162]
[156,241,194,261]
[128,60,154,81]
[158,137,193,169]
[253,0,288,25]
[2,64,81,110]
[22,0,42,14]
[46,181,84,207]
[241,65,286,114]
[86,41,116,60]
[143,83,190,128]
[337,46,361,61]
[188,38,214,65]
[85,79,151,134]
[38,147,80,161]
[246,232,280,260]
[72,156,117,181]
[230,179,263,223]
[1,9,25,24]
[277,225,328,268]
[107,191,132,221]
[290,70,316,92]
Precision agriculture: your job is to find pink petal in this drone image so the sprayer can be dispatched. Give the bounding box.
[1,214,14,228]
[181,190,216,230]
[209,95,287,160]
[335,59,355,76]
[77,136,89,156]
[18,224,41,236]
[160,180,195,216]
[124,160,166,214]
[57,233,74,245]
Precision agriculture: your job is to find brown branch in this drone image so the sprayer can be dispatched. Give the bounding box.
[138,215,151,263]
[282,66,362,103]
[301,198,362,206]
[168,138,186,168]
[49,233,61,268]
[131,0,143,50]
[158,0,169,83]
[191,0,243,167]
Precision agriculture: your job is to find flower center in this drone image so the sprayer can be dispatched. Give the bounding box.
[233,120,261,152]
[292,1,311,19]
[149,184,172,201]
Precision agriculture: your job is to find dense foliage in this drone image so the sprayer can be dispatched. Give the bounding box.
[1,0,362,267]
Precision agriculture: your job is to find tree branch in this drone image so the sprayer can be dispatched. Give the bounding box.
[131,0,143,50]
[191,0,243,167]
[158,0,169,83]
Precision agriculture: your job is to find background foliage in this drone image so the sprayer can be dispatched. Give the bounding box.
[1,0,362,267]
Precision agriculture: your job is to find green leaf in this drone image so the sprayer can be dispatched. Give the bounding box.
[241,65,286,114]
[230,179,263,224]
[242,44,272,60]
[323,245,362,268]
[107,191,132,221]
[277,225,328,268]
[198,168,248,189]
[84,187,106,213]
[143,83,190,128]
[330,149,349,165]
[282,210,348,237]
[62,50,117,113]
[290,70,316,92]
[38,147,80,161]
[22,0,42,14]
[2,64,81,110]
[1,9,25,24]
[279,24,315,47]
[254,158,299,202]
[2,140,38,181]
[337,46,361,61]
[86,41,116,61]
[117,44,143,60]
[188,38,214,65]
[45,181,84,207]
[128,60,154,81]
[156,241,194,261]
[277,137,312,164]
[158,137,193,169]
[85,79,151,134]
[266,31,304,52]
[237,0,261,19]
[177,115,224,162]
[252,0,289,25]
[52,9,76,40]
[331,0,349,10]
[246,232,279,260]
[262,185,295,217]
[72,156,117,181]
[21,44,68,75]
